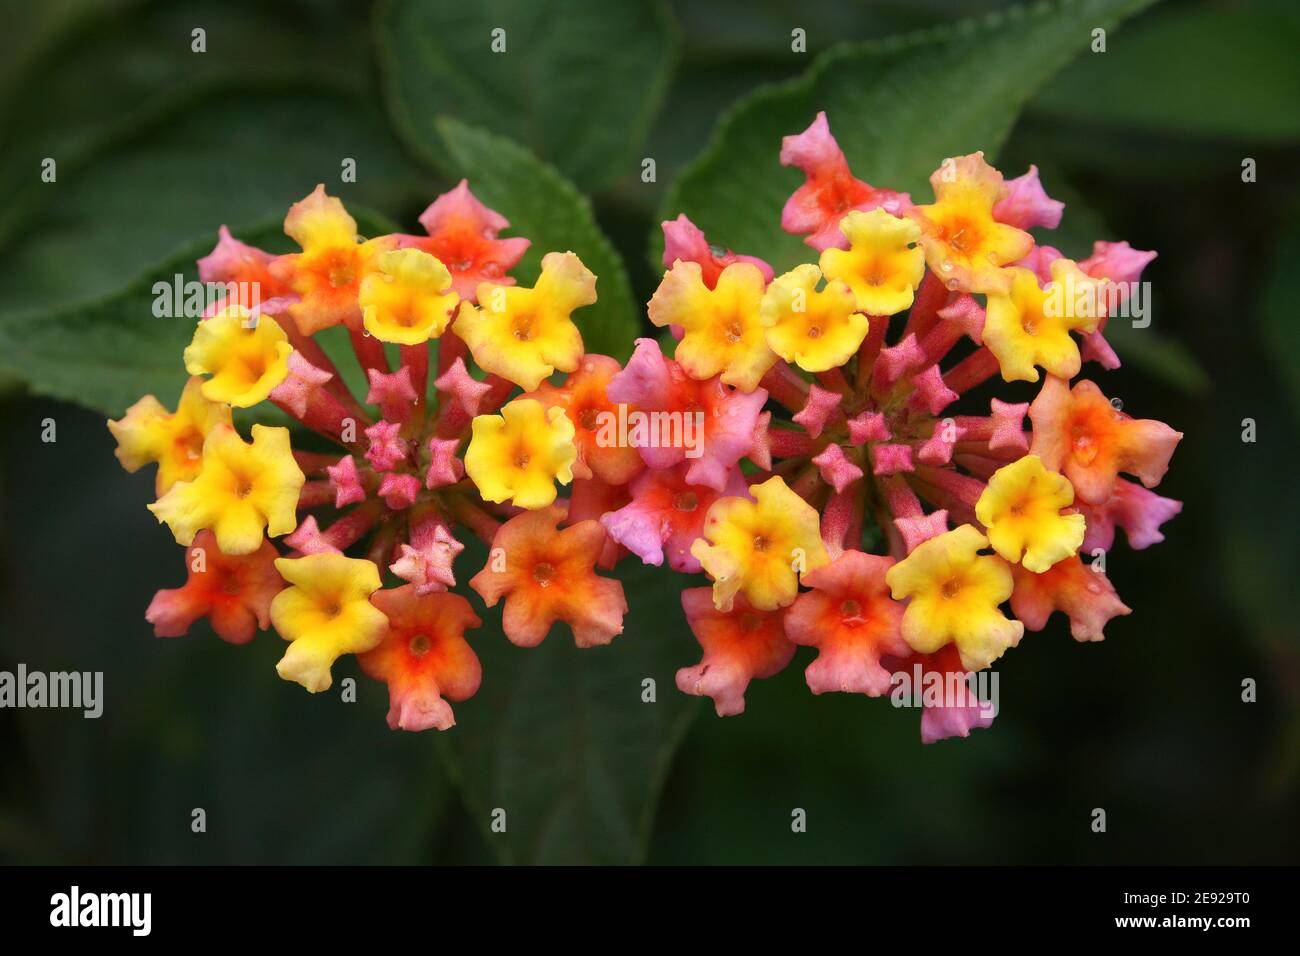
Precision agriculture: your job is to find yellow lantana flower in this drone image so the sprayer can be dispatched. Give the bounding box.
[691,476,830,612]
[649,260,776,392]
[271,184,396,335]
[148,423,304,555]
[183,305,292,407]
[271,553,388,693]
[108,376,232,494]
[452,251,595,391]
[884,524,1023,671]
[358,248,460,345]
[759,264,868,372]
[983,261,1106,383]
[975,454,1086,573]
[819,209,925,316]
[910,152,1033,295]
[464,398,577,509]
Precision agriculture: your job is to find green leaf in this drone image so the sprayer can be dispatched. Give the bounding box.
[375,0,678,190]
[667,0,1021,60]
[0,240,211,417]
[1257,209,1300,417]
[1030,0,1300,143]
[436,539,700,865]
[656,0,1156,274]
[0,84,432,319]
[0,0,375,214]
[434,116,639,360]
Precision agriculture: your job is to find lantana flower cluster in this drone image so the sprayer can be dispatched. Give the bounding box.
[111,111,1182,743]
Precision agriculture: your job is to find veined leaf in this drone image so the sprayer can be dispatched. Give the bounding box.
[376,0,678,190]
[656,0,1157,274]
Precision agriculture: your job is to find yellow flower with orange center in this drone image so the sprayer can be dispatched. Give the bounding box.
[183,304,292,407]
[884,524,1023,671]
[452,250,595,391]
[691,475,830,612]
[983,260,1105,382]
[358,248,460,345]
[148,423,304,555]
[649,260,775,392]
[759,263,867,372]
[271,553,389,693]
[818,209,925,316]
[464,397,577,509]
[910,152,1033,295]
[269,186,396,335]
[108,376,232,494]
[975,454,1086,573]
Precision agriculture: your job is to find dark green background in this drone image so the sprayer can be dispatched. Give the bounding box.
[0,0,1297,864]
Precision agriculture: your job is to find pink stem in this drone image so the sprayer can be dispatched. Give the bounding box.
[913,464,986,508]
[951,415,997,439]
[816,367,851,396]
[919,319,966,365]
[758,362,810,412]
[821,488,854,559]
[856,316,888,388]
[952,453,1013,479]
[879,474,923,519]
[873,496,907,561]
[952,440,1021,462]
[401,343,430,409]
[275,387,370,451]
[292,450,342,476]
[350,329,390,377]
[845,490,864,553]
[437,331,468,377]
[296,480,336,509]
[323,501,385,551]
[942,347,1000,394]
[902,272,949,342]
[768,427,816,458]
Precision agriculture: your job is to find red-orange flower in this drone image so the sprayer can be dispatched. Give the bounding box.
[785,551,908,696]
[675,587,795,716]
[1010,556,1131,643]
[397,179,530,302]
[145,530,284,644]
[779,111,911,251]
[1029,376,1182,505]
[359,586,482,732]
[469,506,627,647]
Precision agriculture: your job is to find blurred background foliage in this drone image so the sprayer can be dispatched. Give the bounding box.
[0,0,1297,864]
